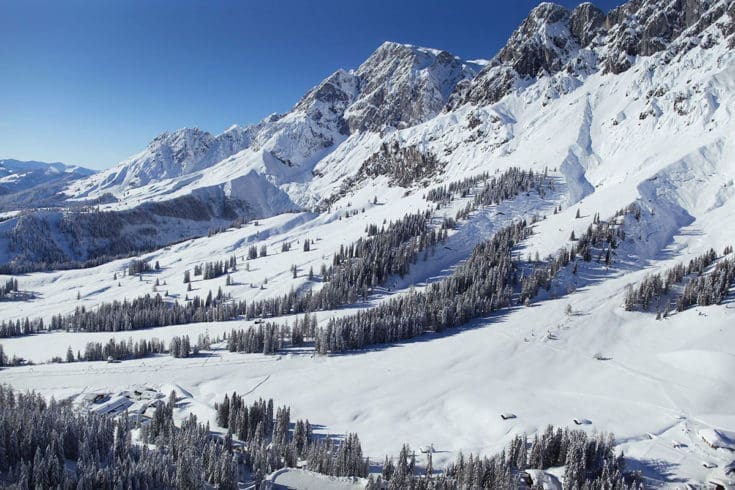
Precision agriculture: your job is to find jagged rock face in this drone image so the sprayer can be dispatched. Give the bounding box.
[65,0,735,215]
[495,3,577,77]
[249,69,360,167]
[449,3,585,109]
[570,3,607,47]
[603,0,720,73]
[251,42,479,165]
[292,69,359,137]
[357,141,443,187]
[450,0,733,108]
[345,42,481,132]
[147,128,214,176]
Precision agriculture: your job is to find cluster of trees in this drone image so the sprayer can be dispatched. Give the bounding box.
[309,205,635,354]
[439,427,630,489]
[0,385,240,489]
[322,211,440,295]
[226,323,283,355]
[215,392,369,483]
[676,255,735,311]
[3,192,252,273]
[0,383,638,489]
[571,207,628,264]
[127,259,153,276]
[519,209,630,305]
[137,391,240,489]
[624,247,724,312]
[242,210,452,320]
[48,291,237,333]
[358,141,443,187]
[519,246,575,305]
[7,210,165,274]
[54,333,214,364]
[425,171,495,203]
[200,258,236,280]
[304,433,369,479]
[0,318,45,338]
[3,168,557,343]
[454,168,547,221]
[289,312,318,347]
[214,394,298,482]
[2,287,243,338]
[72,337,167,362]
[247,244,268,260]
[373,427,631,489]
[169,335,196,358]
[424,167,548,220]
[0,277,19,299]
[315,221,530,353]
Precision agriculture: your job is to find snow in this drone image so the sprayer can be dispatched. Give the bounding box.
[2,8,735,488]
[266,468,366,489]
[699,429,735,451]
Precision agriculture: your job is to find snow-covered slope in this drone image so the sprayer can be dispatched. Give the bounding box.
[3,1,735,487]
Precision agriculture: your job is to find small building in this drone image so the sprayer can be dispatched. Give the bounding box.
[500,412,517,420]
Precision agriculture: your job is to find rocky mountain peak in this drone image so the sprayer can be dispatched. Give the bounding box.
[345,42,482,132]
[602,0,727,73]
[147,128,215,166]
[570,2,607,46]
[449,0,734,108]
[494,2,577,78]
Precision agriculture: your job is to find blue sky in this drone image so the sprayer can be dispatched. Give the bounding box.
[0,0,622,170]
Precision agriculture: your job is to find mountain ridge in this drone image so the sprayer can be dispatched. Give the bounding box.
[3,0,734,269]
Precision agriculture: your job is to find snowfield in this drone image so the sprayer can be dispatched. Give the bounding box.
[2,1,735,488]
[2,181,735,487]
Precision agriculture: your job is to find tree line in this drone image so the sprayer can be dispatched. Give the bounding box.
[624,246,733,314]
[374,425,636,489]
[0,385,239,489]
[0,167,553,340]
[519,206,630,305]
[0,383,641,489]
[315,220,529,353]
[49,334,214,364]
[214,391,369,485]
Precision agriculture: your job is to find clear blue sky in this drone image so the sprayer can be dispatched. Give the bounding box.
[0,0,622,170]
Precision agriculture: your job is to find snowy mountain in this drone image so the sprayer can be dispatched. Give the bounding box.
[66,43,483,203]
[0,158,93,195]
[2,1,735,487]
[0,159,95,213]
[70,126,255,197]
[3,0,734,275]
